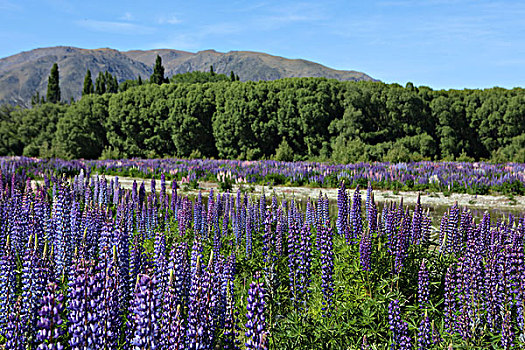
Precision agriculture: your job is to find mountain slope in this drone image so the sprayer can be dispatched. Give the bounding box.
[0,46,376,107]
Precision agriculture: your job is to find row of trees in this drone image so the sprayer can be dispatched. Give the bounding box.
[3,65,525,162]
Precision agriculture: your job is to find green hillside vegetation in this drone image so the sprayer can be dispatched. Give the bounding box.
[0,69,523,162]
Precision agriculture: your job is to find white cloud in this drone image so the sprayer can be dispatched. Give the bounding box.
[119,12,134,21]
[158,14,182,25]
[76,19,155,35]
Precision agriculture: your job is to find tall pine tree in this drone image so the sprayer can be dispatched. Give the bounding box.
[46,63,60,103]
[150,55,166,85]
[95,72,106,95]
[82,69,94,96]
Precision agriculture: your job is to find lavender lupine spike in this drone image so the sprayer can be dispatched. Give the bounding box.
[319,221,334,315]
[35,282,65,350]
[417,313,431,350]
[388,299,411,350]
[0,238,16,334]
[418,261,429,309]
[130,274,158,350]
[359,228,372,272]
[223,279,240,350]
[350,185,363,242]
[336,181,349,241]
[245,273,268,350]
[501,310,514,350]
[4,296,24,350]
[163,270,187,349]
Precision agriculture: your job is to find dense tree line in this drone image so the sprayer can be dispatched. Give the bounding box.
[1,75,523,162]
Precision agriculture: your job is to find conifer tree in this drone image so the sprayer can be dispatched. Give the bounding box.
[210,65,215,76]
[230,70,235,82]
[46,63,60,103]
[151,55,166,85]
[95,72,106,95]
[82,69,94,96]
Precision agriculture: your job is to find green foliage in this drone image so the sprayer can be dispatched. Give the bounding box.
[151,55,167,85]
[53,94,108,159]
[1,77,524,162]
[170,71,230,84]
[46,63,60,103]
[95,72,106,95]
[274,138,294,161]
[82,69,94,96]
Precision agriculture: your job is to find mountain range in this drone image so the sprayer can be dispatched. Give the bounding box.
[0,46,376,107]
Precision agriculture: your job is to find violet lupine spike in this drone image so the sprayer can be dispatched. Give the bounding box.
[388,299,411,350]
[186,254,215,350]
[162,270,187,349]
[130,274,158,350]
[501,310,514,350]
[223,279,240,350]
[67,259,90,350]
[350,185,363,243]
[98,250,121,350]
[20,236,41,341]
[35,281,65,350]
[319,221,334,316]
[417,314,431,350]
[297,222,312,309]
[359,228,372,272]
[169,241,190,309]
[245,273,268,350]
[4,296,24,350]
[0,238,16,334]
[418,261,430,310]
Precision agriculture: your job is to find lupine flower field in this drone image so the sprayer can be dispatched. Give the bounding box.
[9,156,525,195]
[0,158,524,349]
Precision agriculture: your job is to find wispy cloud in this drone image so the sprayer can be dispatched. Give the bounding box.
[76,19,155,35]
[119,12,134,21]
[157,14,182,25]
[253,2,327,29]
[0,0,21,10]
[153,22,243,50]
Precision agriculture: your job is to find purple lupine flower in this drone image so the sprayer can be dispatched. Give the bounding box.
[418,261,429,309]
[245,273,268,350]
[319,221,334,315]
[68,259,91,350]
[169,241,190,309]
[0,239,16,333]
[336,181,349,241]
[162,270,187,349]
[297,222,312,308]
[359,228,372,272]
[98,250,121,350]
[501,310,514,350]
[223,279,240,350]
[443,265,455,334]
[350,185,363,242]
[389,299,411,350]
[130,274,158,350]
[4,296,24,350]
[35,282,65,350]
[417,314,431,350]
[186,254,215,349]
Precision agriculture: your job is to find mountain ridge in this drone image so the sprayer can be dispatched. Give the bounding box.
[0,46,377,107]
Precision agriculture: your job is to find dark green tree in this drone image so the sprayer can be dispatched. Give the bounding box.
[82,70,94,96]
[138,75,143,85]
[105,71,119,93]
[95,72,106,95]
[210,65,215,76]
[150,55,166,85]
[230,71,235,82]
[46,63,60,103]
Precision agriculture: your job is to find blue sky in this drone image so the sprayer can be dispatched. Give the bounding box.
[1,0,523,89]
